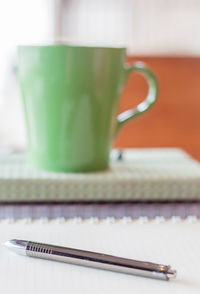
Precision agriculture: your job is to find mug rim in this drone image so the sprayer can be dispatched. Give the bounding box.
[18,41,126,50]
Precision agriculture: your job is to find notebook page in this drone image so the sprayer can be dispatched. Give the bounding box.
[0,148,200,201]
[0,218,200,294]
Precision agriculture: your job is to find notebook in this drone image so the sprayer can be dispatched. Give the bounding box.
[1,217,200,293]
[0,148,200,201]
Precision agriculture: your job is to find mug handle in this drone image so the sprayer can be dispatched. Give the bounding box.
[115,62,158,137]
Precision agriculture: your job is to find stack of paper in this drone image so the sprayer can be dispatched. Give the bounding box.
[0,148,199,201]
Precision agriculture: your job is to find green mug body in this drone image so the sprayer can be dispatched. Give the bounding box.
[18,45,158,172]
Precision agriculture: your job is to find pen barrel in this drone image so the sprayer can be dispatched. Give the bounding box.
[26,241,171,280]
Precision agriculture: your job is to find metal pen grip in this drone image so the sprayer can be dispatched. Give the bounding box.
[27,242,53,258]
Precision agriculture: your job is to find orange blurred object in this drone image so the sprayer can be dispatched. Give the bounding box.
[115,57,200,160]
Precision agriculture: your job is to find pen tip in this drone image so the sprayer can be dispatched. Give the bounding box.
[4,239,27,256]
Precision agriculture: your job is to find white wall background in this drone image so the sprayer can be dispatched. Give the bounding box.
[0,0,52,148]
[61,0,200,55]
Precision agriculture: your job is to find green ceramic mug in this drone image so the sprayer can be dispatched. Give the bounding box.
[18,44,158,172]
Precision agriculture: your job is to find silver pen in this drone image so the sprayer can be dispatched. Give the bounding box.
[5,239,176,281]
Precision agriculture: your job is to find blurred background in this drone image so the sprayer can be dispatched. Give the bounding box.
[0,0,200,158]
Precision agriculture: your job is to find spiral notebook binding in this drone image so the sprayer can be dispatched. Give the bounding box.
[0,216,199,224]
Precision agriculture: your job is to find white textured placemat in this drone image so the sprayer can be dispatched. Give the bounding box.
[0,148,200,201]
[0,218,200,294]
